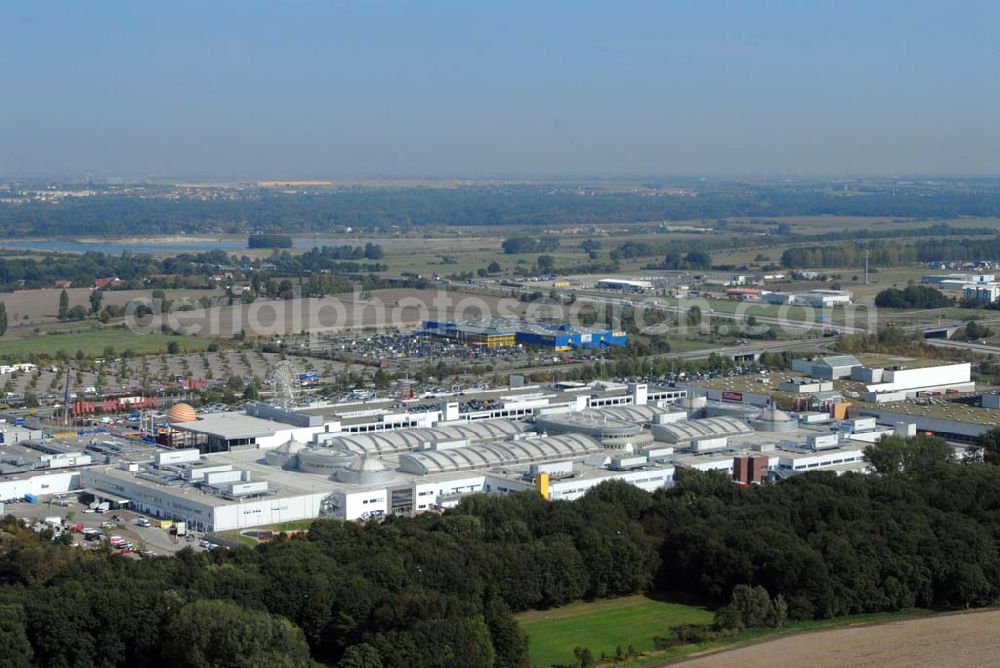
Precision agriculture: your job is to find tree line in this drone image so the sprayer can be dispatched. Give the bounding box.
[0,244,385,293]
[265,245,386,275]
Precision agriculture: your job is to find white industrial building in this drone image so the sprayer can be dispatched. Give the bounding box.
[792,355,862,380]
[594,278,654,292]
[0,423,44,444]
[167,402,329,452]
[792,289,853,308]
[923,273,994,286]
[0,440,91,499]
[859,362,973,403]
[5,376,925,531]
[765,290,853,307]
[0,469,80,500]
[963,284,1000,304]
[776,378,835,394]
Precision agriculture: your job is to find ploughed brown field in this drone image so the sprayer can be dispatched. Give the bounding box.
[678,609,1000,668]
[0,287,225,323]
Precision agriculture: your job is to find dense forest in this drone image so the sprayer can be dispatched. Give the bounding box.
[874,285,953,309]
[782,233,1000,269]
[6,184,1000,237]
[2,435,1000,667]
[781,243,918,269]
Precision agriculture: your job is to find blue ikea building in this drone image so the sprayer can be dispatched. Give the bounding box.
[423,320,627,352]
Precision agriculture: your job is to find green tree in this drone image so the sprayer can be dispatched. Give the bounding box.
[373,369,391,392]
[686,305,702,327]
[58,289,69,320]
[715,584,775,630]
[864,434,953,476]
[0,301,7,337]
[161,599,311,668]
[339,643,383,668]
[243,380,260,400]
[483,598,529,668]
[963,320,991,342]
[89,289,103,315]
[573,646,595,668]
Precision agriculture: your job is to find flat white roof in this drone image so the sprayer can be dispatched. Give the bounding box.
[171,412,281,439]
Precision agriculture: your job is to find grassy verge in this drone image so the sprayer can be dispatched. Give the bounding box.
[217,520,317,548]
[266,520,316,532]
[662,339,715,352]
[216,531,259,548]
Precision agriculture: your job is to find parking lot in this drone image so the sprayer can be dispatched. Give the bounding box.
[2,350,350,403]
[6,496,218,557]
[297,331,589,375]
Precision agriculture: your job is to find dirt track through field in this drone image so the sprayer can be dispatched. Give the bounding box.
[678,610,1000,668]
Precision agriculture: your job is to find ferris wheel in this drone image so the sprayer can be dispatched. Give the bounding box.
[269,360,299,409]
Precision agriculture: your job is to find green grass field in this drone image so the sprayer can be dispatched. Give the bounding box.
[516,595,713,668]
[518,597,937,668]
[0,327,210,358]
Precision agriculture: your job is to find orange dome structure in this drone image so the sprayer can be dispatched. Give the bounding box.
[167,403,197,423]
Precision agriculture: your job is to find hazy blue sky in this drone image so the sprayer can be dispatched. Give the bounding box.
[1,1,997,178]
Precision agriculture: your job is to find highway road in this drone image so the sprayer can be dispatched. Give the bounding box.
[926,338,1000,356]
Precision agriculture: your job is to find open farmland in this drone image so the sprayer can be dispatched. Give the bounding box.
[0,287,225,324]
[678,609,1000,668]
